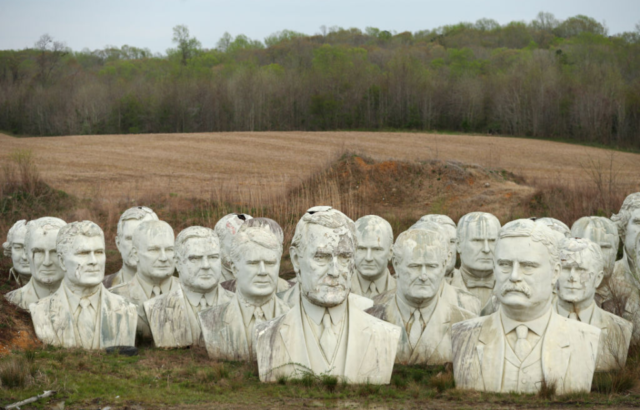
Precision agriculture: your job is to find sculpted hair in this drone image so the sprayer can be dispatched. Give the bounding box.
[393,226,448,265]
[25,217,67,251]
[3,220,28,257]
[457,212,501,244]
[498,219,560,267]
[571,216,619,251]
[175,226,218,261]
[214,213,253,269]
[56,221,104,258]
[116,206,158,239]
[230,218,284,263]
[559,237,605,275]
[132,220,175,250]
[611,192,640,242]
[290,206,355,254]
[418,214,456,229]
[355,215,393,247]
[535,217,571,241]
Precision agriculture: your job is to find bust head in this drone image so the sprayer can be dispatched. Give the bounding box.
[290,206,355,308]
[611,192,640,257]
[394,225,450,308]
[535,217,571,242]
[25,217,67,286]
[571,216,618,279]
[57,221,106,290]
[214,213,253,277]
[4,220,30,276]
[414,215,457,274]
[494,219,560,321]
[457,212,501,276]
[131,220,175,283]
[354,215,393,281]
[115,206,158,269]
[175,226,221,294]
[231,218,283,304]
[557,237,604,306]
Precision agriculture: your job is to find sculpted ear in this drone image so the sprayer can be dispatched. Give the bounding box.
[58,253,67,273]
[594,269,605,289]
[551,262,561,288]
[129,247,139,267]
[290,246,300,279]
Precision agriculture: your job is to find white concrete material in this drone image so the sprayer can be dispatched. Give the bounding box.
[3,220,31,286]
[351,215,396,298]
[214,213,253,282]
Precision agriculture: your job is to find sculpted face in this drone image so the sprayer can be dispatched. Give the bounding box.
[395,241,447,305]
[459,219,498,274]
[578,224,617,278]
[62,235,106,288]
[495,236,558,312]
[294,224,354,307]
[355,226,392,280]
[234,243,281,301]
[178,237,221,293]
[557,252,602,305]
[624,209,640,255]
[117,215,156,268]
[443,225,457,273]
[135,229,175,281]
[11,228,30,276]
[29,227,65,285]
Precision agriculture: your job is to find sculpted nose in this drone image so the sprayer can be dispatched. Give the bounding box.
[509,261,522,282]
[258,261,267,274]
[482,239,490,253]
[43,251,52,266]
[202,256,211,269]
[365,248,372,261]
[159,248,168,261]
[568,267,578,282]
[327,256,340,277]
[88,251,97,265]
[419,265,429,281]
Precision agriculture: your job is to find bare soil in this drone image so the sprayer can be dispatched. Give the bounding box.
[1,131,638,200]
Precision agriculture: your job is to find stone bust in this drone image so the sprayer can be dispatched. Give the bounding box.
[351,215,395,298]
[415,215,458,280]
[200,218,290,361]
[611,192,640,287]
[5,217,67,310]
[536,217,571,242]
[556,237,632,372]
[366,225,476,365]
[103,206,158,288]
[255,206,400,384]
[30,221,137,349]
[214,213,253,282]
[452,219,601,394]
[3,220,31,286]
[450,212,501,308]
[145,226,233,348]
[110,220,180,340]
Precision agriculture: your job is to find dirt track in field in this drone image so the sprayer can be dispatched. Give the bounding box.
[1,131,639,200]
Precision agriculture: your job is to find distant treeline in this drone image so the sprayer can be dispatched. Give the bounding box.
[1,13,639,148]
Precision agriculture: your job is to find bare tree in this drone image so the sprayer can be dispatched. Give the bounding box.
[34,34,67,86]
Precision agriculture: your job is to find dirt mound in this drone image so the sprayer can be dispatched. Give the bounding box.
[0,287,41,356]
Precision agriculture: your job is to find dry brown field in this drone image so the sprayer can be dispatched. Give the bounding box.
[2,131,639,200]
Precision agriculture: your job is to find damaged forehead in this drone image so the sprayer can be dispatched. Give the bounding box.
[291,206,355,252]
[355,215,393,243]
[394,228,447,262]
[560,237,604,272]
[457,212,500,242]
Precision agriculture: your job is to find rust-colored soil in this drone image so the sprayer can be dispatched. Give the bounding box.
[1,132,638,200]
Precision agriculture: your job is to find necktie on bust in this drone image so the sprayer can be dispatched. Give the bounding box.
[408,310,423,349]
[254,306,267,322]
[196,296,208,312]
[367,282,379,297]
[320,311,338,360]
[77,298,96,349]
[568,312,578,321]
[151,286,161,298]
[514,325,532,361]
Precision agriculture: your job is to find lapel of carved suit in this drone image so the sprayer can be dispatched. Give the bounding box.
[477,313,505,392]
[99,287,137,347]
[541,310,572,391]
[222,297,250,359]
[278,302,311,372]
[344,304,374,382]
[380,297,412,362]
[410,296,451,364]
[48,287,77,348]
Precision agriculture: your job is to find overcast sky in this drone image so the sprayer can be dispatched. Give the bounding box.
[1,0,638,53]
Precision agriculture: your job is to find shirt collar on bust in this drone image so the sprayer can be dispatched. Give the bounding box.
[301,293,347,326]
[556,299,596,323]
[182,284,216,308]
[395,283,441,324]
[357,268,389,293]
[137,274,172,299]
[460,265,495,289]
[64,281,101,313]
[236,291,276,327]
[500,305,552,337]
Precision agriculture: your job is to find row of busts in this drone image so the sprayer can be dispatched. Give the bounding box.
[2,192,640,394]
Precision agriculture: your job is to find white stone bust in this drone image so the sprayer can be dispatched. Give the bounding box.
[415,215,457,278]
[103,206,158,288]
[452,219,601,394]
[451,212,501,307]
[30,221,137,349]
[536,217,571,242]
[352,215,395,298]
[144,226,230,348]
[255,206,400,384]
[3,220,31,286]
[200,218,290,361]
[611,192,640,287]
[214,213,253,281]
[5,217,67,309]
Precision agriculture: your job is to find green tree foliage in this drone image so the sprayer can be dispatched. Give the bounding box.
[169,25,202,65]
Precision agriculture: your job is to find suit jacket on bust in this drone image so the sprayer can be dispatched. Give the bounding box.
[256,299,401,384]
[30,284,137,349]
[451,307,601,394]
[366,281,476,365]
[144,284,234,348]
[350,269,396,298]
[277,282,374,311]
[199,294,290,361]
[372,282,481,316]
[5,278,41,310]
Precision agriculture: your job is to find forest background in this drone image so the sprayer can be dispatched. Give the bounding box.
[1,12,640,149]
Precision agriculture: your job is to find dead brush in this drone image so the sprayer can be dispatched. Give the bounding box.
[0,357,31,389]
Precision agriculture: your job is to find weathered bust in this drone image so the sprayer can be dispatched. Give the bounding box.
[214,213,253,282]
[415,215,458,280]
[256,206,400,384]
[452,219,601,394]
[200,218,290,361]
[351,215,395,298]
[5,217,67,309]
[103,206,158,288]
[3,220,31,286]
[366,225,476,365]
[536,217,571,242]
[450,212,501,308]
[556,237,632,372]
[30,221,137,349]
[145,226,233,348]
[110,220,180,340]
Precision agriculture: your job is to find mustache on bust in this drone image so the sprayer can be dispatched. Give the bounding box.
[500,282,532,298]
